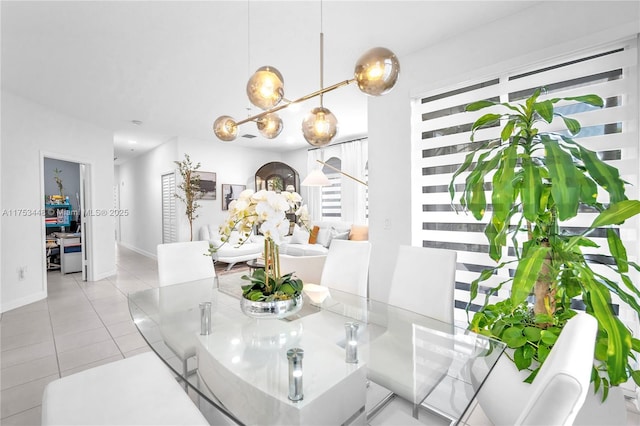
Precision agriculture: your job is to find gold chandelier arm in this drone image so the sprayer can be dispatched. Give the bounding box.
[236,78,356,126]
[315,159,368,187]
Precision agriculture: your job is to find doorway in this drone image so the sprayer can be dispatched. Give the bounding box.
[42,155,91,285]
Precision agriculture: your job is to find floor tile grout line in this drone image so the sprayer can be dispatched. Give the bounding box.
[75,274,130,361]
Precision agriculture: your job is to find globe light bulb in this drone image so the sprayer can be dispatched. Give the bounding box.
[354,47,400,96]
[257,113,283,139]
[213,115,238,141]
[246,66,285,110]
[301,107,338,147]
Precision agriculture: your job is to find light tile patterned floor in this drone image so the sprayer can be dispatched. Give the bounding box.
[1,244,639,425]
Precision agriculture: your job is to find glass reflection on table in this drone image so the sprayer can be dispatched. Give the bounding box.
[128,277,505,425]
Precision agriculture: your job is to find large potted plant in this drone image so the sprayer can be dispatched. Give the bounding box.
[449,88,640,400]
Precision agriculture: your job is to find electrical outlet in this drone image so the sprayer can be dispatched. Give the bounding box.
[17,266,26,280]
[384,218,391,230]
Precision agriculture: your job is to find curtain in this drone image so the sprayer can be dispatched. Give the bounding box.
[341,139,368,224]
[305,148,324,220]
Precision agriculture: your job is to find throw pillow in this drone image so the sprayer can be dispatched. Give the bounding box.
[308,226,320,244]
[349,224,369,241]
[316,227,332,247]
[291,226,310,244]
[331,229,350,241]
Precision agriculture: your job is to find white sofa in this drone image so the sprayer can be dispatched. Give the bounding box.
[199,225,263,270]
[278,221,368,256]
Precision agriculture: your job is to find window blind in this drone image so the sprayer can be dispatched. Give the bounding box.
[321,157,342,219]
[412,39,639,325]
[161,172,177,244]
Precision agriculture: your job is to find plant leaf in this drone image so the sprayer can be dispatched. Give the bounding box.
[449,151,476,200]
[503,327,527,348]
[590,200,640,228]
[541,136,580,220]
[491,145,518,228]
[521,160,542,222]
[563,94,604,108]
[579,145,627,204]
[501,119,515,141]
[534,100,554,123]
[560,115,581,135]
[582,273,633,385]
[606,228,628,273]
[577,173,598,206]
[466,100,497,111]
[472,113,502,131]
[511,245,550,305]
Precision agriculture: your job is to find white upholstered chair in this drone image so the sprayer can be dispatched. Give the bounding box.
[157,240,216,286]
[42,352,209,425]
[367,245,457,419]
[388,245,457,322]
[318,239,371,297]
[279,254,327,284]
[157,241,216,388]
[475,313,598,426]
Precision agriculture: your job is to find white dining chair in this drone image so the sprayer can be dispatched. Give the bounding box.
[475,313,598,426]
[157,241,216,389]
[388,245,457,322]
[279,253,327,284]
[367,245,457,420]
[157,240,216,286]
[318,239,371,297]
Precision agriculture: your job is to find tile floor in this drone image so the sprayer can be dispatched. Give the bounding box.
[1,244,639,425]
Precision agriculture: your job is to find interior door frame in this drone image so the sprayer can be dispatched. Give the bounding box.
[40,151,93,287]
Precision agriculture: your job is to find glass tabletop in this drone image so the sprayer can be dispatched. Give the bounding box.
[128,278,505,425]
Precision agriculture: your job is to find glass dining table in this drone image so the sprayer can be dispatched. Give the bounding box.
[128,277,505,426]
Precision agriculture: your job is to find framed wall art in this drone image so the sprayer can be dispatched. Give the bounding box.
[222,184,246,210]
[196,171,217,200]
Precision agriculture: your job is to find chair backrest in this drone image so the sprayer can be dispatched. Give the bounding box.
[516,313,597,426]
[157,241,216,286]
[320,240,371,297]
[279,254,327,284]
[388,245,457,323]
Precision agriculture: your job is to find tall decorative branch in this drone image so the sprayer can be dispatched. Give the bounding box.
[175,154,204,241]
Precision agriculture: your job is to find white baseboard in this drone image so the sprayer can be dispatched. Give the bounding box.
[90,269,117,282]
[1,290,47,314]
[118,242,156,259]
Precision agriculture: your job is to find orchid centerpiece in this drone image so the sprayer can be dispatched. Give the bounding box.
[219,189,309,302]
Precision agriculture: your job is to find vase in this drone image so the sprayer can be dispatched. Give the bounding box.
[240,294,304,319]
[240,237,304,319]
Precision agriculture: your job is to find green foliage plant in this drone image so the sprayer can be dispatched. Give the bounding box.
[241,269,303,302]
[175,153,204,241]
[53,168,64,198]
[449,88,640,398]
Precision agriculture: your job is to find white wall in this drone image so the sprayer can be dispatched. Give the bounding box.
[1,92,116,312]
[367,1,640,302]
[117,135,287,255]
[176,137,285,242]
[117,137,178,257]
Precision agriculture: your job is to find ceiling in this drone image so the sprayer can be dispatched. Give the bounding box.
[2,1,537,165]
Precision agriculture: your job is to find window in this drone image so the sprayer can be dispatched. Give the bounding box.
[161,172,177,244]
[412,40,638,325]
[309,138,369,223]
[321,157,342,219]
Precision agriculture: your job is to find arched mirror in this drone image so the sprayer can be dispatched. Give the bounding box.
[255,162,299,193]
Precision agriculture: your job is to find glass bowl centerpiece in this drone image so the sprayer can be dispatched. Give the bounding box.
[218,189,309,318]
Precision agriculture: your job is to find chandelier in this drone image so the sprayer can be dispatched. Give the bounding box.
[213,11,400,147]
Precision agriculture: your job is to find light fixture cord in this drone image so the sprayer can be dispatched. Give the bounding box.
[319,0,324,107]
[247,0,252,116]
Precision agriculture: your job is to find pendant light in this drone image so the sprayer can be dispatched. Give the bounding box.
[212,1,400,143]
